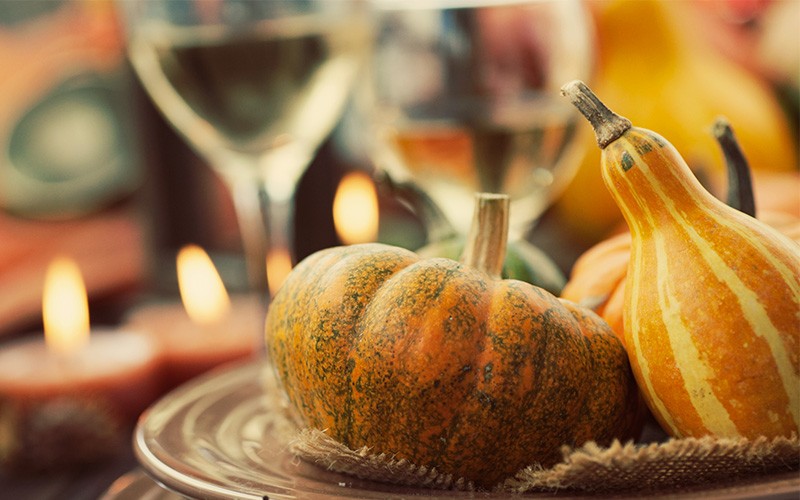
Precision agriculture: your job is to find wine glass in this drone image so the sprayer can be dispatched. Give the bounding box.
[363,0,593,242]
[118,0,372,297]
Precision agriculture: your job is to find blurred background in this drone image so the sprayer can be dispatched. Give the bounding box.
[0,0,427,340]
[0,0,797,496]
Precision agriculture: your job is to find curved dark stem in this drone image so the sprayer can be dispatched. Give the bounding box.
[712,117,756,218]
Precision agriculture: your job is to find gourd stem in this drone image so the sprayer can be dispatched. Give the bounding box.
[460,193,508,279]
[560,80,632,149]
[712,117,756,218]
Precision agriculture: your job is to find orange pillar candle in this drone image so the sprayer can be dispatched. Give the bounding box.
[0,257,161,471]
[125,245,263,390]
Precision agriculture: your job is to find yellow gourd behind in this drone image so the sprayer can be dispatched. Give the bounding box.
[555,0,798,243]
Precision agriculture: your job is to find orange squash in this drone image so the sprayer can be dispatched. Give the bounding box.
[562,80,800,440]
[266,193,641,488]
[561,231,631,341]
[562,119,800,343]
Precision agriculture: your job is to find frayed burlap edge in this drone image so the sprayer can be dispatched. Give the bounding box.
[505,434,800,493]
[289,429,799,494]
[290,429,474,491]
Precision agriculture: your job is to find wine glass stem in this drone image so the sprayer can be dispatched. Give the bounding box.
[261,189,294,299]
[227,176,296,300]
[228,177,270,295]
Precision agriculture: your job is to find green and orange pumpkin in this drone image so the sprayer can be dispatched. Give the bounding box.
[266,193,641,487]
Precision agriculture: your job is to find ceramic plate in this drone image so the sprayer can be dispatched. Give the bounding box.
[134,361,489,499]
[133,361,800,500]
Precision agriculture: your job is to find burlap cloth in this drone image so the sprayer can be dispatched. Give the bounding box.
[288,427,798,494]
[262,371,799,493]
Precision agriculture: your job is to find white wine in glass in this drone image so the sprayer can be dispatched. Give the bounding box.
[366,0,592,241]
[120,0,372,296]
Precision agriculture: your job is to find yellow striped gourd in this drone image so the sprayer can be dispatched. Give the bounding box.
[562,80,800,439]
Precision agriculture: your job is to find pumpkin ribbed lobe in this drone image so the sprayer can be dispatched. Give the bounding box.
[559,300,644,444]
[351,260,496,472]
[350,269,604,485]
[266,244,419,437]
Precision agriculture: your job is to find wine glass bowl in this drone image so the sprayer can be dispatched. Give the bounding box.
[120,0,372,295]
[366,0,593,240]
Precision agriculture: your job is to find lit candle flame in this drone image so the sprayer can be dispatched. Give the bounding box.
[266,248,292,298]
[177,245,231,325]
[333,171,379,245]
[43,256,90,356]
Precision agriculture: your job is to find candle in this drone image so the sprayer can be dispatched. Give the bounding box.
[125,245,264,390]
[0,331,161,421]
[0,257,161,471]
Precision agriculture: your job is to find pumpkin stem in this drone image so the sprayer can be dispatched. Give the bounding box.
[560,80,632,149]
[374,170,458,243]
[460,193,509,279]
[712,117,756,218]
